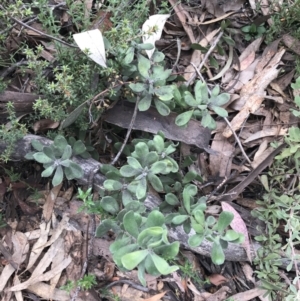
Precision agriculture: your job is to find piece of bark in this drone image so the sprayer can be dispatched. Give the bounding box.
[0,91,40,114]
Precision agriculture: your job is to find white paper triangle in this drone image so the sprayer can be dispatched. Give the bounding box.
[73,29,107,68]
[142,14,170,58]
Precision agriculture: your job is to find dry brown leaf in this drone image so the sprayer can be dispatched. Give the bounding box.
[43,183,62,222]
[0,232,29,291]
[171,272,185,293]
[208,274,228,286]
[32,119,59,133]
[143,291,167,301]
[50,237,66,298]
[61,187,74,201]
[186,279,202,296]
[240,263,255,284]
[183,29,220,82]
[168,0,196,43]
[26,221,51,271]
[65,228,83,282]
[9,256,72,291]
[272,69,295,92]
[31,236,66,280]
[252,146,276,169]
[255,39,281,74]
[27,282,70,301]
[227,58,260,94]
[282,34,300,56]
[223,48,285,138]
[221,202,252,262]
[234,36,263,71]
[43,213,69,249]
[239,51,256,72]
[244,127,287,143]
[12,275,23,301]
[194,11,236,25]
[109,285,144,301]
[206,286,231,301]
[0,181,6,202]
[210,122,234,177]
[228,286,268,301]
[201,0,246,17]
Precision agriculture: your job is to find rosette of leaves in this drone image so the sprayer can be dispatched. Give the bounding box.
[97,209,179,286]
[100,134,179,213]
[68,136,98,160]
[25,135,84,186]
[175,81,230,129]
[100,163,137,211]
[124,46,175,116]
[119,141,175,200]
[163,184,244,264]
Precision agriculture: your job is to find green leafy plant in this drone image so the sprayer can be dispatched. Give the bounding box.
[174,81,230,129]
[60,280,75,293]
[122,46,175,116]
[25,135,84,186]
[162,187,244,265]
[77,187,105,214]
[60,274,96,292]
[77,274,97,291]
[96,133,243,285]
[97,209,180,286]
[0,102,27,162]
[241,23,266,41]
[250,76,300,300]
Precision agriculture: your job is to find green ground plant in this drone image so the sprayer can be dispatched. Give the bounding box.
[25,135,85,186]
[96,133,243,285]
[2,0,300,298]
[251,76,300,300]
[241,23,266,41]
[0,102,27,162]
[60,274,96,293]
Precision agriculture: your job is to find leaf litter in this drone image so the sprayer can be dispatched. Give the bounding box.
[0,0,299,300]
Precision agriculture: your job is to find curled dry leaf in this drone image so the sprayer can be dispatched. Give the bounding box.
[32,119,60,133]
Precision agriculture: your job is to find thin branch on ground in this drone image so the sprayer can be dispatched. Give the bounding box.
[105,280,150,292]
[111,97,140,165]
[186,30,224,86]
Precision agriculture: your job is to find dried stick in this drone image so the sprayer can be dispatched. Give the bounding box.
[111,97,140,165]
[186,30,224,86]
